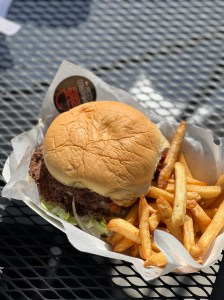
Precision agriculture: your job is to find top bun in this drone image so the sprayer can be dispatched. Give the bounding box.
[43,101,168,206]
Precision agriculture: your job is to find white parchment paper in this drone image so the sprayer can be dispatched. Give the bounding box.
[2,60,224,281]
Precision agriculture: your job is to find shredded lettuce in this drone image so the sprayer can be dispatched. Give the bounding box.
[40,198,77,225]
[72,200,108,238]
[41,198,109,238]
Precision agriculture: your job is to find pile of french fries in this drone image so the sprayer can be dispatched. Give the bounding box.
[107,121,224,268]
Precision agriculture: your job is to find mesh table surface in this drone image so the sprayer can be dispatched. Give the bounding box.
[0,1,224,299]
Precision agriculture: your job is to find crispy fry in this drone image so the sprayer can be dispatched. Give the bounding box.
[201,174,224,208]
[186,192,201,202]
[169,177,207,186]
[149,210,161,231]
[178,152,193,178]
[204,208,218,219]
[193,222,200,236]
[190,199,224,258]
[114,237,135,253]
[166,184,221,199]
[216,174,224,187]
[183,213,195,252]
[107,217,134,246]
[152,240,160,253]
[156,198,183,242]
[139,244,144,259]
[147,186,201,204]
[144,251,167,267]
[210,193,224,209]
[107,202,139,246]
[187,200,197,209]
[139,196,152,259]
[129,243,139,257]
[172,162,187,227]
[147,186,174,204]
[108,218,140,244]
[188,201,211,233]
[138,195,155,219]
[158,121,187,188]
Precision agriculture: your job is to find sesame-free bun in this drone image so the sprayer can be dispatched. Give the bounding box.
[43,101,168,206]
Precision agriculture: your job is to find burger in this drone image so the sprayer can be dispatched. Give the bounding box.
[29,101,168,236]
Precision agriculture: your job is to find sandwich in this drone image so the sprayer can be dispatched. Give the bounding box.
[29,101,168,236]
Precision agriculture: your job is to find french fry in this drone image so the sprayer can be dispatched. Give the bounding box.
[178,152,193,178]
[129,243,139,257]
[107,217,134,246]
[188,201,211,233]
[156,198,183,242]
[169,177,207,186]
[108,218,141,244]
[144,251,167,267]
[158,121,187,188]
[183,213,195,252]
[210,193,224,209]
[186,192,201,202]
[152,240,160,253]
[148,210,161,231]
[138,195,155,219]
[201,174,224,208]
[204,208,218,219]
[193,222,200,236]
[187,200,197,209]
[107,202,139,246]
[114,237,135,253]
[166,184,221,199]
[147,186,174,204]
[139,196,152,259]
[190,199,224,258]
[147,186,201,204]
[139,244,144,259]
[172,162,187,227]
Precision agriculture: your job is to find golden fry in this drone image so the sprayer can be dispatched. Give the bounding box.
[210,193,224,209]
[178,152,193,178]
[201,174,224,208]
[139,244,144,259]
[144,251,167,267]
[156,198,183,242]
[166,184,221,199]
[158,121,187,188]
[169,177,207,186]
[188,201,211,233]
[152,240,160,253]
[147,186,200,204]
[147,186,174,204]
[183,213,195,252]
[190,199,224,258]
[172,162,187,227]
[139,196,152,259]
[187,192,201,202]
[114,237,135,253]
[108,218,140,244]
[107,202,139,246]
[148,210,161,231]
[204,208,218,219]
[129,243,139,257]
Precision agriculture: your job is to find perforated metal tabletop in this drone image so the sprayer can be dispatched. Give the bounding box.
[1,1,224,299]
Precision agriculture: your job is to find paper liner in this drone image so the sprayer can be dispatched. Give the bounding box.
[2,60,224,281]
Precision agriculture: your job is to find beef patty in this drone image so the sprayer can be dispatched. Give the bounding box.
[29,145,125,219]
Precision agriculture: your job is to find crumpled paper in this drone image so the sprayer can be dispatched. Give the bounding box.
[2,60,224,281]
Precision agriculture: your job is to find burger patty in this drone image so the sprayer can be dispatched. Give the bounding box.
[29,145,125,219]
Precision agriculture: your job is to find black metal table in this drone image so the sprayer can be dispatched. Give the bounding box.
[1,1,224,299]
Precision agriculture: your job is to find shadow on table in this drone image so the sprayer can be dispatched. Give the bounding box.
[0,34,13,71]
[8,0,92,28]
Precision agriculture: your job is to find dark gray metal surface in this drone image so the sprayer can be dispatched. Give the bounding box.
[1,1,224,299]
